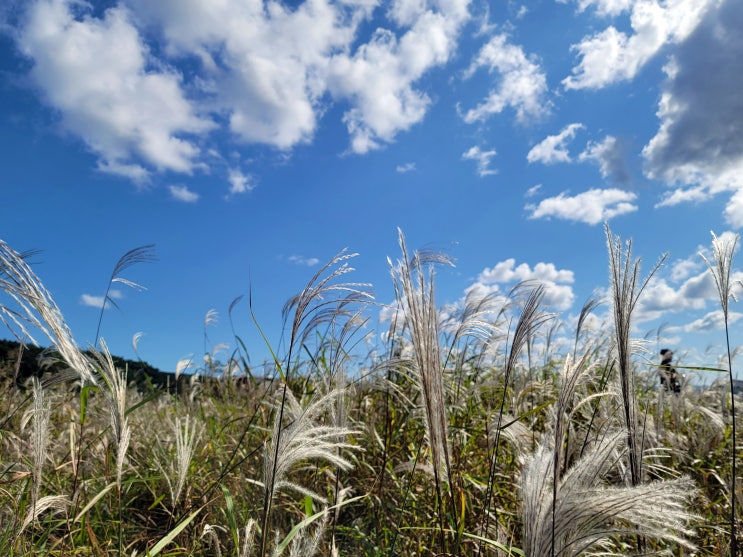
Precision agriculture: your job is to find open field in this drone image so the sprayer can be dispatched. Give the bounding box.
[0,229,740,556]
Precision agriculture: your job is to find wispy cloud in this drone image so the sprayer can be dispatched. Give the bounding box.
[527,123,584,164]
[526,188,637,224]
[288,255,320,267]
[169,185,199,203]
[396,162,416,173]
[80,289,123,309]
[462,146,498,176]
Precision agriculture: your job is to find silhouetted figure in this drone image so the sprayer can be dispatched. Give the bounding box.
[658,348,681,394]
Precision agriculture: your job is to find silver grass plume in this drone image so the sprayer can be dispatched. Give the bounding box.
[605,224,666,486]
[389,229,453,486]
[260,249,371,557]
[482,284,553,541]
[91,339,131,491]
[521,430,697,557]
[263,386,358,505]
[525,354,696,557]
[0,240,96,384]
[700,230,740,555]
[158,414,203,508]
[93,244,157,347]
[20,379,51,512]
[18,494,70,537]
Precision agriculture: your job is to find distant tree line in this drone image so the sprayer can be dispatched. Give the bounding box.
[0,338,171,391]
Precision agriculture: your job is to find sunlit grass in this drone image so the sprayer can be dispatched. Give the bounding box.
[0,233,738,556]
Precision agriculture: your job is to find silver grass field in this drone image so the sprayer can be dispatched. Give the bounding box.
[0,228,739,556]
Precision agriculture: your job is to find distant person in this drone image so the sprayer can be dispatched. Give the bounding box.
[658,348,681,394]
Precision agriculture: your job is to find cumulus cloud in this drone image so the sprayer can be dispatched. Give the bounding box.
[462,145,498,176]
[80,289,123,309]
[17,0,213,180]
[578,135,630,184]
[228,168,254,195]
[467,258,575,311]
[680,309,743,333]
[323,0,471,153]
[526,188,637,224]
[12,0,473,179]
[642,0,743,227]
[563,0,718,90]
[527,123,584,164]
[633,231,743,322]
[169,184,199,202]
[462,34,550,124]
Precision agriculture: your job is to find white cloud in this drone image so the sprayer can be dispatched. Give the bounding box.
[327,0,471,153]
[80,289,123,309]
[633,232,743,322]
[680,309,743,333]
[169,184,199,202]
[13,0,473,179]
[396,162,417,173]
[563,0,718,90]
[462,146,498,176]
[17,0,213,180]
[527,123,584,164]
[579,135,630,183]
[468,258,575,310]
[525,184,542,197]
[560,0,633,17]
[228,168,254,195]
[288,255,321,267]
[526,188,637,224]
[462,34,550,124]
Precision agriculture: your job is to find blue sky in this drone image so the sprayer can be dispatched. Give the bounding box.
[1,0,742,379]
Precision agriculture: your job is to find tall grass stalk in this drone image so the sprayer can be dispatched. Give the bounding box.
[482,284,552,547]
[20,379,50,514]
[260,250,371,557]
[605,224,666,486]
[390,229,456,554]
[93,244,157,347]
[91,339,132,555]
[700,230,740,556]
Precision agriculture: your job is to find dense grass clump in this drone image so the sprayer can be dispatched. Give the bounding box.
[0,231,740,556]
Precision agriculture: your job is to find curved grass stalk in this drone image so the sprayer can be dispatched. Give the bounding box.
[700,230,740,556]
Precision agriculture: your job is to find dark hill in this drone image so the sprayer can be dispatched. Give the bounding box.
[0,338,173,391]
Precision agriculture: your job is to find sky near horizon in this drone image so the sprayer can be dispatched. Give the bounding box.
[1,0,742,379]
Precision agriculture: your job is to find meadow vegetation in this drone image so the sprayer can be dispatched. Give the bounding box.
[0,227,740,556]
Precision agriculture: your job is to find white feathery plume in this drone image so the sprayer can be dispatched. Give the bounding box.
[91,339,131,490]
[263,386,358,505]
[0,240,96,384]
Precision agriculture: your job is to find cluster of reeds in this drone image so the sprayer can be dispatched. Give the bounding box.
[0,228,738,556]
